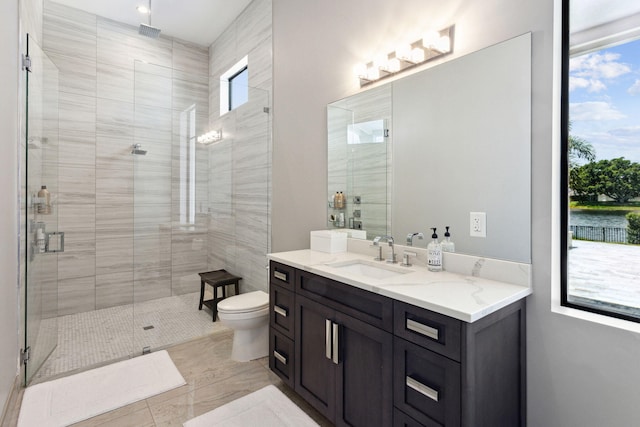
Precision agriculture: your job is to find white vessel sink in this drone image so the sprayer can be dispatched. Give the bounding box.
[325,259,410,280]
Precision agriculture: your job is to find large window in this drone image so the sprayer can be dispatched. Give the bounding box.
[562,0,640,322]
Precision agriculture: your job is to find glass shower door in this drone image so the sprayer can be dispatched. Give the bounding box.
[24,34,61,384]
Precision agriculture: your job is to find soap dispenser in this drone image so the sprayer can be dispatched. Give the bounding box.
[427,227,442,272]
[441,226,455,253]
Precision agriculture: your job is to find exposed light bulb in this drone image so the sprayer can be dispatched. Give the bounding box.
[197,130,222,145]
[411,47,425,63]
[373,54,389,71]
[395,44,412,61]
[136,5,149,14]
[436,36,451,53]
[387,57,401,72]
[422,30,440,49]
[354,63,368,78]
[366,66,380,81]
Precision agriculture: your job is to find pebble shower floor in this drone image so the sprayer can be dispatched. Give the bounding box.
[32,292,228,382]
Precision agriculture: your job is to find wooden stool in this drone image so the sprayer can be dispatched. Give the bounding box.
[198,270,242,321]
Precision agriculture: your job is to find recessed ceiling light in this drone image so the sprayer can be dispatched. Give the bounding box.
[136,5,149,14]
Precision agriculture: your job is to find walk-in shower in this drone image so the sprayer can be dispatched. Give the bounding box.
[21,2,271,385]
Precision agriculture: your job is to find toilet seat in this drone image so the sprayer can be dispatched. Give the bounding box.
[217,290,269,314]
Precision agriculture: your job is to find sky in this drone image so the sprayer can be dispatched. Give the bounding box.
[569,38,640,163]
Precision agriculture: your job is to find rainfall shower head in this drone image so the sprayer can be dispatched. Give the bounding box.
[139,23,161,38]
[131,144,147,155]
[138,0,161,39]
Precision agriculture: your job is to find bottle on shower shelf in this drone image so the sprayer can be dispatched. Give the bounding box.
[37,185,51,214]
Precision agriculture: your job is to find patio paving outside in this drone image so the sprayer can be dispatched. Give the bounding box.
[568,239,640,310]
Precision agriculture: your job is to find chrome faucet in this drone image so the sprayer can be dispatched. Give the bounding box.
[371,236,383,261]
[374,235,396,263]
[406,232,424,246]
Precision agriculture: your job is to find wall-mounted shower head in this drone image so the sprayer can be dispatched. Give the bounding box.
[138,0,161,39]
[131,144,147,155]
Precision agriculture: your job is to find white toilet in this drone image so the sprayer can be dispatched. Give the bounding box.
[217,290,269,362]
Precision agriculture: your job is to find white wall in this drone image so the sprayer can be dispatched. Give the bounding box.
[272,0,640,425]
[0,0,20,416]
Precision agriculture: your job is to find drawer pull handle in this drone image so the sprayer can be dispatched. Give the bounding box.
[406,376,439,402]
[273,350,287,365]
[274,305,288,317]
[407,318,439,341]
[326,319,332,360]
[332,323,339,364]
[274,270,288,281]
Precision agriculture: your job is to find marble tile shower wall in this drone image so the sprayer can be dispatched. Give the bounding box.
[43,1,210,316]
[207,0,272,293]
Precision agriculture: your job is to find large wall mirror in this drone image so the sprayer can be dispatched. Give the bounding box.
[327,33,531,263]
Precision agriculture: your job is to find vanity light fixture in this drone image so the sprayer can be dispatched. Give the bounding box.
[197,129,222,145]
[354,25,454,87]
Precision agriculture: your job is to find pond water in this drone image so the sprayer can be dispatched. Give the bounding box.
[569,209,633,228]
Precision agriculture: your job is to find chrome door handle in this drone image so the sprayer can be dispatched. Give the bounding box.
[406,376,439,402]
[325,319,332,360]
[274,305,287,317]
[407,318,439,340]
[332,323,339,364]
[273,350,287,365]
[274,270,288,281]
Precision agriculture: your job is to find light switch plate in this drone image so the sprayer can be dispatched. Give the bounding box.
[470,212,486,237]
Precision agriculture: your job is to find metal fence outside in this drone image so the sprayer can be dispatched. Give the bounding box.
[570,225,627,243]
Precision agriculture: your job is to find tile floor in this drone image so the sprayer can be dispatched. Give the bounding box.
[5,329,333,427]
[33,292,227,382]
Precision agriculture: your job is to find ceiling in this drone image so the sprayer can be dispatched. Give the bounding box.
[51,0,254,46]
[572,0,640,33]
[49,0,640,49]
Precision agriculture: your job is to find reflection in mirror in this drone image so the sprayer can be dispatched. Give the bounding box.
[327,86,392,238]
[348,120,385,145]
[327,33,532,263]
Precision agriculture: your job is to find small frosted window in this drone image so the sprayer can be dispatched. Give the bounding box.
[229,67,248,110]
[220,56,248,116]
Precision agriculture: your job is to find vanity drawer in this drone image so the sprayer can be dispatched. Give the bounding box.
[394,337,461,427]
[270,284,294,339]
[394,408,433,427]
[269,328,295,388]
[270,261,295,290]
[296,269,393,332]
[394,300,462,362]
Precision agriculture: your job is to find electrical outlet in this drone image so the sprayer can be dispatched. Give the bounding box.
[470,212,486,237]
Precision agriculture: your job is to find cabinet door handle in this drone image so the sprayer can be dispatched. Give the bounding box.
[274,305,287,317]
[332,323,339,364]
[406,376,439,402]
[274,270,288,281]
[273,350,287,365]
[325,319,332,360]
[407,318,439,341]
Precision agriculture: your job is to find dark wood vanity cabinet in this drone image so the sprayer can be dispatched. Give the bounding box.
[268,260,526,427]
[268,262,296,389]
[393,299,526,427]
[294,268,394,427]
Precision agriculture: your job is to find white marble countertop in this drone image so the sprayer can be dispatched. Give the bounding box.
[268,249,531,323]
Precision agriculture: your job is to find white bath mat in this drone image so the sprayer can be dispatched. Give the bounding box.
[183,385,319,427]
[18,350,185,427]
